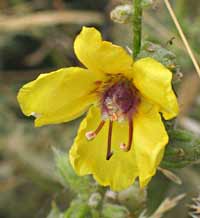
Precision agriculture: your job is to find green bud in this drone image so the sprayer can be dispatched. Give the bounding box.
[64,199,99,218]
[110,1,153,24]
[102,203,130,218]
[110,5,133,24]
[118,182,147,215]
[88,192,102,208]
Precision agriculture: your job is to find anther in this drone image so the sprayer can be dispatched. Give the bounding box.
[120,119,133,152]
[111,113,118,121]
[106,121,114,160]
[85,120,105,141]
[85,131,96,140]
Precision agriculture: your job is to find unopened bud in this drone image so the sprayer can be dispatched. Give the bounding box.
[88,192,102,208]
[110,1,154,24]
[110,5,133,24]
[105,190,117,200]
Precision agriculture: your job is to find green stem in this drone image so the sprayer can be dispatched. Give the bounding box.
[132,0,143,58]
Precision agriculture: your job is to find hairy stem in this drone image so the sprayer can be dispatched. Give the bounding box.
[132,0,143,58]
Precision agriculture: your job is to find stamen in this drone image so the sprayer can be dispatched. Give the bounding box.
[85,120,105,140]
[111,113,118,121]
[106,120,114,160]
[120,119,133,152]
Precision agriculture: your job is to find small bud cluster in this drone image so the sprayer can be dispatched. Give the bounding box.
[110,5,133,24]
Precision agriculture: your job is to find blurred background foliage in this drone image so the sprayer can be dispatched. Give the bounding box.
[0,0,200,218]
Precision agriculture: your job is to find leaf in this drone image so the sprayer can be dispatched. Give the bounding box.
[53,148,94,195]
[138,41,179,73]
[162,129,200,169]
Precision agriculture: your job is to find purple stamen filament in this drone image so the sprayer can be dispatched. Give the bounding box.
[120,119,133,152]
[106,120,113,160]
[85,120,105,140]
[94,120,105,135]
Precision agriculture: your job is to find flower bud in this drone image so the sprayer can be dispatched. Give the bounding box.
[110,5,132,24]
[88,192,102,208]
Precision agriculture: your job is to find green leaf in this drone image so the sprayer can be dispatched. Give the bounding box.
[53,148,94,194]
[162,129,200,168]
[138,41,179,73]
[118,183,147,214]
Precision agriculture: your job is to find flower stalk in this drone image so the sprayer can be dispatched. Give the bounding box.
[133,0,143,58]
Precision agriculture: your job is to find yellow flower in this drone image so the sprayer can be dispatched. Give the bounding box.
[17,27,179,191]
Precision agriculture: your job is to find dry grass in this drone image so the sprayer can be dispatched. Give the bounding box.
[0,10,104,32]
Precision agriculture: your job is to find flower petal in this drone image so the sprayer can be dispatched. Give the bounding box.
[17,67,102,127]
[70,105,138,191]
[134,99,168,187]
[74,27,134,76]
[133,57,179,120]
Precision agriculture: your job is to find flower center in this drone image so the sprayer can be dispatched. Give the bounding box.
[101,80,140,121]
[86,77,140,160]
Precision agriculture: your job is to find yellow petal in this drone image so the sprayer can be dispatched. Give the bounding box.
[134,99,168,187]
[133,57,179,120]
[17,67,102,127]
[70,105,138,191]
[74,27,134,76]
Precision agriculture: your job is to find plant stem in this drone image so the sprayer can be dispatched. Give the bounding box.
[132,0,143,58]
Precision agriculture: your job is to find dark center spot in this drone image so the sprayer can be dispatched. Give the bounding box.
[101,80,140,120]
